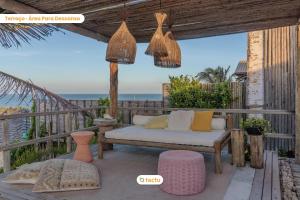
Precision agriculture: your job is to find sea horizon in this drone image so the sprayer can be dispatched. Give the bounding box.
[0,93,163,107]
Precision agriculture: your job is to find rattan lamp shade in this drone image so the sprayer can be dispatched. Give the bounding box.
[106,21,137,64]
[154,30,181,68]
[145,12,168,57]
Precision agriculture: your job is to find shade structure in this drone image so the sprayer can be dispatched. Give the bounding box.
[0,24,59,48]
[145,12,168,57]
[106,21,137,64]
[154,30,181,68]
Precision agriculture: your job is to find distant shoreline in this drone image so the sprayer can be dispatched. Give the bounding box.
[0,93,163,107]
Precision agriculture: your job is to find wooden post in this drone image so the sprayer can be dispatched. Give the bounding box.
[109,62,118,119]
[295,25,300,163]
[250,135,264,169]
[46,116,53,151]
[35,99,40,151]
[227,114,233,154]
[1,119,10,172]
[65,112,72,153]
[231,129,245,167]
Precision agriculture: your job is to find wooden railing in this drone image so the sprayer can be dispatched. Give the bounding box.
[0,106,106,172]
[0,106,295,173]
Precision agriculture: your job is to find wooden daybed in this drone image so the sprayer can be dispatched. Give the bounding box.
[98,114,233,174]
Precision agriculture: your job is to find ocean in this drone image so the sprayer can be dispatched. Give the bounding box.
[0,94,162,107]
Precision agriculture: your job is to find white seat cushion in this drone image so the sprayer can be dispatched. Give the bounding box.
[167,110,194,131]
[105,126,226,147]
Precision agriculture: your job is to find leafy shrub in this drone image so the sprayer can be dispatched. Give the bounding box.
[97,97,110,118]
[168,75,232,108]
[10,144,67,170]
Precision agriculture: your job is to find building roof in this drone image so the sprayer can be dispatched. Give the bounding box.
[1,0,300,42]
[234,60,247,76]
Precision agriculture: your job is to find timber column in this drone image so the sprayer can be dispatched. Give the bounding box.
[109,62,118,118]
[247,31,264,117]
[296,25,300,163]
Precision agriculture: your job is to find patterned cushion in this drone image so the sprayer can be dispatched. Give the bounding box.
[32,159,64,192]
[32,159,100,193]
[3,161,45,184]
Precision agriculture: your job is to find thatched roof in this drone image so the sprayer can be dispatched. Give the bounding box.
[234,60,247,76]
[0,0,299,42]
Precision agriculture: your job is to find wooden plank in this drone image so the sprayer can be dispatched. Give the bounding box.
[296,25,300,163]
[272,152,281,200]
[249,151,266,200]
[262,151,272,200]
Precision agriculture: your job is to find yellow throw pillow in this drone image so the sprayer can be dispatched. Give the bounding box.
[191,111,214,131]
[144,115,168,129]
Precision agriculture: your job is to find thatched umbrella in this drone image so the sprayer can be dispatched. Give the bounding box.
[0,23,60,48]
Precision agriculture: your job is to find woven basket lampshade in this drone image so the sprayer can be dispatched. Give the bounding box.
[106,21,137,64]
[154,30,181,68]
[145,12,168,57]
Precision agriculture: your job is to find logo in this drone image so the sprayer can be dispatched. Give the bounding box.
[137,175,163,185]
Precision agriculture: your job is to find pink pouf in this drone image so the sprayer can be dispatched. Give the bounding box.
[158,150,206,195]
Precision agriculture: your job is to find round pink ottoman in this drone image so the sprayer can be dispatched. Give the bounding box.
[158,150,205,195]
[71,131,94,163]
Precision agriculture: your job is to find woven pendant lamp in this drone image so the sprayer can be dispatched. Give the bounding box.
[106,1,136,64]
[154,10,181,68]
[154,30,181,68]
[145,12,168,57]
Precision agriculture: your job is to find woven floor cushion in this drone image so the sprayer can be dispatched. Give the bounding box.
[3,161,45,184]
[32,159,100,193]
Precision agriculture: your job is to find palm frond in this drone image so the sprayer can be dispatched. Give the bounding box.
[0,24,60,48]
[0,71,77,109]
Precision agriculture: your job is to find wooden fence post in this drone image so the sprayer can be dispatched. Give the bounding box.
[250,135,264,169]
[46,117,53,151]
[1,119,10,172]
[65,112,72,153]
[231,129,245,167]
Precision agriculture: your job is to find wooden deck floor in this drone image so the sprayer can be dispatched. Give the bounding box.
[249,151,281,200]
[0,147,282,200]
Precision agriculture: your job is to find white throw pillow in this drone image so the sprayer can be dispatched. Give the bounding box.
[211,118,226,130]
[167,110,194,131]
[132,115,154,126]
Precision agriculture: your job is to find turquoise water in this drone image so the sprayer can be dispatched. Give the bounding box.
[0,94,162,107]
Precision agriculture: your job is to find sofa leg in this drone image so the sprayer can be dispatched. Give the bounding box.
[228,138,232,154]
[214,143,222,174]
[98,143,104,159]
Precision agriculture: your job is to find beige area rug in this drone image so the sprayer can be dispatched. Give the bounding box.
[53,145,236,200]
[0,146,235,200]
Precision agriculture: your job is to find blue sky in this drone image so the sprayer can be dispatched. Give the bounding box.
[0,30,247,94]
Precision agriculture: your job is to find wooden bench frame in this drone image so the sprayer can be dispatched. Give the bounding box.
[98,114,233,174]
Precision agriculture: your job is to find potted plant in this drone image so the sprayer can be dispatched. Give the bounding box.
[240,118,271,135]
[240,117,271,169]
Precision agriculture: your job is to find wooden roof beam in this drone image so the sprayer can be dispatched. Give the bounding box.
[0,0,109,42]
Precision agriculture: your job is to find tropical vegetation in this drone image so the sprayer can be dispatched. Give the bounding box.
[168,75,232,108]
[196,66,232,83]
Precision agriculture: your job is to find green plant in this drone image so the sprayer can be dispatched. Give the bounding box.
[240,118,271,135]
[28,100,36,140]
[196,66,232,83]
[97,97,110,118]
[168,75,232,108]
